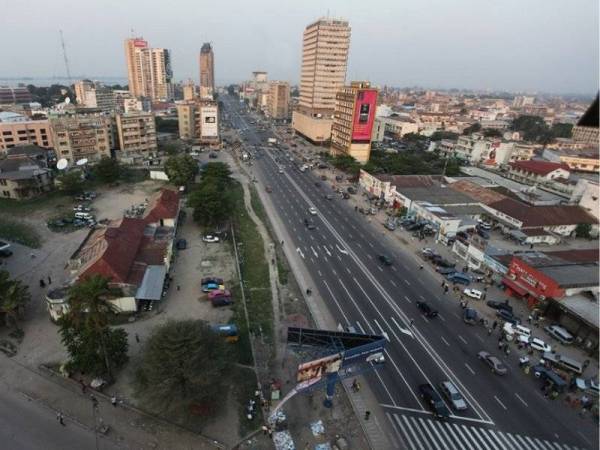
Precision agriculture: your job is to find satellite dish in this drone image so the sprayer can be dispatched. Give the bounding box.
[76,158,88,166]
[56,159,69,170]
[65,97,71,104]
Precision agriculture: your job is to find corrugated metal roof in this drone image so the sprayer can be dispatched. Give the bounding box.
[135,265,167,301]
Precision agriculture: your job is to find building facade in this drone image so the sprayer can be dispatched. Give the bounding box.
[0,87,32,105]
[176,100,219,144]
[199,43,215,99]
[0,147,53,200]
[115,112,157,156]
[183,80,196,101]
[267,81,290,120]
[330,81,378,163]
[49,114,112,163]
[292,18,351,143]
[74,80,95,106]
[124,37,173,101]
[0,119,53,152]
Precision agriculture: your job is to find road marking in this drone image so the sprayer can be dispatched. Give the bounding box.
[296,247,304,259]
[324,246,332,257]
[438,314,446,322]
[377,266,383,272]
[494,396,507,410]
[310,257,314,264]
[465,363,475,375]
[336,244,348,255]
[403,295,412,304]
[404,279,411,286]
[391,317,413,338]
[332,269,337,276]
[345,268,351,274]
[356,242,362,248]
[391,266,397,272]
[390,280,397,287]
[381,404,432,415]
[514,393,528,407]
[368,242,374,248]
[441,336,450,347]
[317,270,322,277]
[366,254,373,260]
[475,335,485,343]
[419,295,426,301]
[310,246,318,257]
[458,335,468,345]
[453,312,461,320]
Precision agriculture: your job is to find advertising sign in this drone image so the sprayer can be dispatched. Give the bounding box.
[200,106,218,138]
[296,353,343,384]
[133,39,147,48]
[351,89,377,142]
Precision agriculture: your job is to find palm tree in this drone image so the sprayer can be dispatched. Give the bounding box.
[65,275,119,378]
[0,270,30,328]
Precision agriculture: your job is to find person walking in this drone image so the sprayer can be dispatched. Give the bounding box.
[364,411,371,421]
[409,318,415,327]
[176,285,180,291]
[47,275,52,285]
[57,412,65,426]
[111,395,117,407]
[492,320,498,330]
[90,394,98,409]
[135,333,140,343]
[39,279,46,288]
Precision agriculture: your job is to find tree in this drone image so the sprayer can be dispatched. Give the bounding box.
[93,156,121,183]
[430,131,459,142]
[59,275,128,378]
[134,320,232,416]
[164,154,199,186]
[57,170,85,195]
[511,115,552,143]
[574,223,592,239]
[462,123,481,135]
[0,271,30,328]
[188,182,233,226]
[550,123,573,139]
[482,128,503,138]
[200,162,233,186]
[155,117,179,133]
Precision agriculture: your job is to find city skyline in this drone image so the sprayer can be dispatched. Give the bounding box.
[2,0,599,94]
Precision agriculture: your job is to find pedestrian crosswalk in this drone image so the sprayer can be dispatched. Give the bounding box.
[387,413,586,450]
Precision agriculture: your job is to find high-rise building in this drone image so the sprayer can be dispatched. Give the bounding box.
[176,100,219,145]
[199,43,214,99]
[49,114,112,163]
[74,81,116,112]
[0,114,52,153]
[267,81,290,120]
[292,18,351,143]
[115,112,157,156]
[183,80,196,100]
[0,87,32,105]
[124,37,173,101]
[330,81,378,163]
[74,80,95,106]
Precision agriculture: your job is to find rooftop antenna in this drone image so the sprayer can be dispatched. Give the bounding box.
[59,30,72,82]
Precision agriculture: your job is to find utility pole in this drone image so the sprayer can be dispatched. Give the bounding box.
[59,30,72,82]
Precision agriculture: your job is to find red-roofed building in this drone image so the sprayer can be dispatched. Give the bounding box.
[143,188,180,227]
[507,160,570,184]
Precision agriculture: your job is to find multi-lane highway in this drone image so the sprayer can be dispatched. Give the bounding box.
[221,94,597,450]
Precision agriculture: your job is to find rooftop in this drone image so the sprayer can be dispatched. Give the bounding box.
[514,250,599,288]
[509,160,570,176]
[449,179,507,205]
[490,198,597,227]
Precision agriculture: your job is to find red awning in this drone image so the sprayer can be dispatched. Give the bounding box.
[502,277,529,297]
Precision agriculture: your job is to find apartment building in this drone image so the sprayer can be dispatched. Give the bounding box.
[49,114,112,163]
[0,112,52,153]
[267,81,290,120]
[124,37,173,101]
[74,80,95,106]
[330,81,378,163]
[572,95,599,146]
[199,43,215,99]
[115,112,157,156]
[0,86,32,105]
[176,100,219,144]
[183,80,196,101]
[292,18,351,143]
[0,146,53,200]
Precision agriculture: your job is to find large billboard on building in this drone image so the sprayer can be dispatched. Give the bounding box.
[351,89,378,142]
[200,106,219,138]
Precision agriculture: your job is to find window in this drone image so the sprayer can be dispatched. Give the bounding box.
[2,191,10,197]
[0,180,6,186]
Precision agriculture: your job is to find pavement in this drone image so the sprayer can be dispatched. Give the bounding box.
[221,94,598,450]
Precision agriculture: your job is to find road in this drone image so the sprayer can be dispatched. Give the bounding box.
[0,386,121,450]
[221,95,597,450]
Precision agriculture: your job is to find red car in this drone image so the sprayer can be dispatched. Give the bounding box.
[208,289,231,300]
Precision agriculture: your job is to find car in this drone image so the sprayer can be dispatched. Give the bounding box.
[324,194,333,200]
[477,219,492,230]
[418,384,450,419]
[211,296,234,307]
[201,277,224,286]
[335,175,344,182]
[266,185,273,193]
[0,249,13,257]
[436,267,456,275]
[496,309,520,325]
[416,301,438,318]
[477,351,507,375]
[378,254,393,266]
[477,227,490,239]
[278,168,284,174]
[342,192,350,199]
[439,381,467,411]
[209,152,218,159]
[421,247,437,257]
[529,337,552,353]
[486,300,513,314]
[384,221,396,231]
[463,308,478,325]
[308,207,317,215]
[314,182,321,187]
[347,186,357,194]
[176,238,187,250]
[320,175,327,181]
[435,258,456,269]
[304,219,316,230]
[208,289,232,300]
[202,235,220,243]
[463,289,483,300]
[202,282,224,293]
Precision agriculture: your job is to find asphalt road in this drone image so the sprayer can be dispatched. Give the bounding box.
[0,387,120,450]
[221,95,597,450]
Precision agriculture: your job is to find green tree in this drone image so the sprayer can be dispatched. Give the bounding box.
[93,156,121,183]
[134,320,232,416]
[574,223,592,239]
[511,115,552,143]
[201,162,233,186]
[57,170,85,195]
[550,123,573,139]
[155,117,179,133]
[188,182,233,226]
[0,270,30,328]
[462,123,482,135]
[482,128,503,138]
[430,131,459,141]
[164,154,199,186]
[59,275,128,378]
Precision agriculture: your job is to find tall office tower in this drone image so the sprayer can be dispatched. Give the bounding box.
[199,43,215,99]
[74,80,94,106]
[183,79,196,100]
[267,81,290,120]
[124,37,173,101]
[330,81,378,163]
[292,18,351,143]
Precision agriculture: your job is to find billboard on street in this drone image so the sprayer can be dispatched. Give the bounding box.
[296,353,343,384]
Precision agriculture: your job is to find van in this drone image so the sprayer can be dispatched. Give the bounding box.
[74,212,93,220]
[503,323,531,339]
[446,273,471,286]
[544,324,574,345]
[532,365,567,393]
[542,352,583,375]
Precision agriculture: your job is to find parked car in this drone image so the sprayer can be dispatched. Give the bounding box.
[378,254,393,266]
[201,277,224,286]
[486,300,513,314]
[314,182,321,187]
[503,323,532,339]
[208,289,232,300]
[446,273,471,285]
[304,219,316,230]
[477,227,490,240]
[421,247,439,258]
[529,337,552,353]
[439,381,467,411]
[544,324,575,345]
[211,296,234,307]
[308,207,317,215]
[176,239,187,250]
[202,282,224,293]
[342,192,350,199]
[496,309,520,325]
[463,308,478,325]
[418,384,450,419]
[347,186,357,194]
[436,267,456,275]
[435,258,456,269]
[477,351,507,375]
[209,152,218,159]
[416,301,438,318]
[324,194,333,201]
[477,220,492,230]
[384,221,396,231]
[202,235,220,243]
[532,365,567,393]
[463,289,483,300]
[266,185,272,193]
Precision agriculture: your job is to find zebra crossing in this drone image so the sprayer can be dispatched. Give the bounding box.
[387,413,587,450]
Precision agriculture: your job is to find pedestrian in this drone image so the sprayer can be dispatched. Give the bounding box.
[57,412,65,426]
[409,318,415,327]
[47,275,52,285]
[498,341,504,350]
[135,333,140,343]
[262,425,268,435]
[176,285,180,291]
[111,396,117,407]
[492,320,498,330]
[79,379,86,393]
[281,240,284,246]
[364,411,371,421]
[505,346,510,355]
[419,264,424,270]
[488,328,492,336]
[39,279,45,288]
[90,394,98,409]
[441,281,445,287]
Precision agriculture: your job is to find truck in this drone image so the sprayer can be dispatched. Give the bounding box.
[268,138,277,145]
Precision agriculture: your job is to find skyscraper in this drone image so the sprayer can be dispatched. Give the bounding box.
[124,37,173,101]
[267,81,290,120]
[199,43,215,99]
[292,18,351,143]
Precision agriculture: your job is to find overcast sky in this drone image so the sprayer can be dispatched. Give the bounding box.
[2,0,598,94]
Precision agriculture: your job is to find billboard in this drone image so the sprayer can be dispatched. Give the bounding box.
[133,39,148,48]
[351,89,377,142]
[200,106,219,138]
[296,353,343,384]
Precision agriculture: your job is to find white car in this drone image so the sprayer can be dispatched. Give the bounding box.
[529,337,552,353]
[463,289,483,300]
[278,169,284,174]
[308,207,317,215]
[202,235,220,243]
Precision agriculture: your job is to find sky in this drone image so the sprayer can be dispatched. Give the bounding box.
[1,0,598,94]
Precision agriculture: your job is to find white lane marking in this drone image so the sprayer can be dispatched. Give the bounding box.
[421,316,429,324]
[399,416,427,450]
[419,295,426,301]
[332,269,337,276]
[465,363,475,375]
[356,243,362,248]
[390,280,397,287]
[391,317,413,338]
[403,295,412,304]
[355,321,366,334]
[345,267,351,274]
[366,254,373,260]
[384,413,403,450]
[368,242,374,248]
[336,244,348,255]
[337,255,342,261]
[296,247,304,259]
[322,281,350,325]
[317,270,322,277]
[391,266,397,272]
[438,314,446,322]
[377,266,383,272]
[458,335,468,345]
[404,279,410,286]
[373,319,386,337]
[514,393,528,407]
[494,396,507,410]
[475,335,484,343]
[324,246,332,257]
[441,336,450,347]
[310,246,318,257]
[453,312,461,320]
